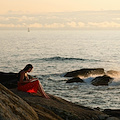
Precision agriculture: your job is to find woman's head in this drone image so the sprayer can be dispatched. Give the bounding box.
[23,64,33,72]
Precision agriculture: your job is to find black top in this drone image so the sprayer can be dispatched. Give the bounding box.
[18,70,27,81]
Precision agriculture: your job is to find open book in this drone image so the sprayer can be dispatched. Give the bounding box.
[30,78,38,82]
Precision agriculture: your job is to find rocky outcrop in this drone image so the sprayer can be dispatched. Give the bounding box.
[66,77,84,83]
[0,83,63,120]
[64,68,105,78]
[0,71,119,120]
[11,89,107,120]
[106,70,120,78]
[0,83,39,120]
[0,72,33,89]
[0,72,18,88]
[0,82,119,120]
[103,109,120,119]
[91,75,113,86]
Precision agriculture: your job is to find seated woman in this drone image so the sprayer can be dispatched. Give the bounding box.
[17,64,50,99]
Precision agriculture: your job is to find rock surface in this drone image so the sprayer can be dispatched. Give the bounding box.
[0,83,39,120]
[0,72,33,89]
[66,77,84,83]
[64,68,105,78]
[0,72,18,88]
[11,89,108,120]
[103,109,120,119]
[106,70,120,78]
[0,83,119,120]
[0,71,120,120]
[91,75,113,86]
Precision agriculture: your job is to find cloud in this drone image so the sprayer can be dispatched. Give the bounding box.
[1,21,120,29]
[18,16,35,22]
[67,22,77,28]
[0,24,25,28]
[88,22,120,28]
[44,23,65,28]
[25,23,65,28]
[66,21,85,28]
[7,10,29,15]
[112,18,120,21]
[78,22,85,27]
[29,23,43,28]
[1,10,120,29]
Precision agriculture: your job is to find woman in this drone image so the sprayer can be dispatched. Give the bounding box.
[17,64,50,99]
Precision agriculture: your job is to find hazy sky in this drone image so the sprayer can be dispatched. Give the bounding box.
[1,0,120,30]
[1,0,120,14]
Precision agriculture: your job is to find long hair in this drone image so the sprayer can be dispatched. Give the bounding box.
[23,64,33,71]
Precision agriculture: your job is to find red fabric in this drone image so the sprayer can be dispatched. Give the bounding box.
[17,80,39,93]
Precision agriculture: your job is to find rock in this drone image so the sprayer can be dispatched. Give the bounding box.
[106,117,119,120]
[98,114,109,120]
[0,72,18,88]
[11,89,105,120]
[91,75,113,86]
[66,77,84,83]
[106,70,120,78]
[103,109,120,119]
[64,68,105,78]
[1,71,118,120]
[0,72,33,89]
[0,83,39,120]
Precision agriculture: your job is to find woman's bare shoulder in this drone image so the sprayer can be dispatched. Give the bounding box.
[19,70,25,75]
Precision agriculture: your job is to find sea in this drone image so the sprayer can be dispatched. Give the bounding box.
[0,30,120,109]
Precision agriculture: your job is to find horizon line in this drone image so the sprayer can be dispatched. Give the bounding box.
[1,9,120,15]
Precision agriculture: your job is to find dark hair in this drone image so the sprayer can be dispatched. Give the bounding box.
[23,64,33,71]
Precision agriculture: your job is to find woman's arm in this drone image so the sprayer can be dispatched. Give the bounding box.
[25,74,38,82]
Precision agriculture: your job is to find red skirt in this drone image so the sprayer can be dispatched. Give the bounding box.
[17,80,39,93]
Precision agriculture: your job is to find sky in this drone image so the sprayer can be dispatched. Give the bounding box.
[1,0,120,30]
[1,0,120,14]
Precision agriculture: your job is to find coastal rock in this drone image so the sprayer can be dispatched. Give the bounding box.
[91,75,113,86]
[0,83,39,120]
[98,114,109,120]
[64,68,105,78]
[98,113,120,120]
[66,77,84,83]
[0,72,18,88]
[106,70,120,78]
[1,71,118,120]
[106,117,119,120]
[0,72,33,89]
[11,89,106,120]
[103,109,120,119]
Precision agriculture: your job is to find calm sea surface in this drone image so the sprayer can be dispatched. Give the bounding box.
[0,30,120,109]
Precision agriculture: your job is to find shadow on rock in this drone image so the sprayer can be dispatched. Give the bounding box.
[0,72,18,89]
[103,109,120,119]
[0,72,33,89]
[0,83,39,120]
[66,77,84,83]
[91,75,113,86]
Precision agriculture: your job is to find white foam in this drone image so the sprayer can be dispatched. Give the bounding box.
[84,77,94,84]
[110,78,120,86]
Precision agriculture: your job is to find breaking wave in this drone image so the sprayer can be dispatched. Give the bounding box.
[42,57,101,61]
[30,56,102,62]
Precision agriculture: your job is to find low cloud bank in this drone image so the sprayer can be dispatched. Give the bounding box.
[1,10,120,30]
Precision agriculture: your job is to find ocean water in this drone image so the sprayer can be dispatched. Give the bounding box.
[0,30,120,109]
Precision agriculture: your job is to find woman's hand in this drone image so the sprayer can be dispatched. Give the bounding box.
[33,78,38,80]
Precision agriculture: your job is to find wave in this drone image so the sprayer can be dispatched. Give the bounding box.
[34,56,101,62]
